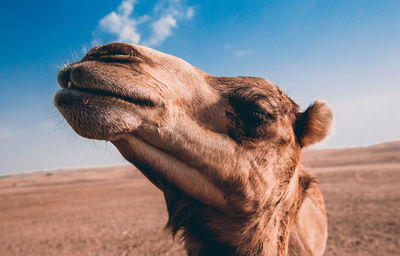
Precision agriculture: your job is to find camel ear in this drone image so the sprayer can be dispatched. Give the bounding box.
[295,101,333,147]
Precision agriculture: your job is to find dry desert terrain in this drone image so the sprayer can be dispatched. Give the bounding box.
[1,141,399,255]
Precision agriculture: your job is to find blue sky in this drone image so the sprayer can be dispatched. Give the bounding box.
[0,0,399,173]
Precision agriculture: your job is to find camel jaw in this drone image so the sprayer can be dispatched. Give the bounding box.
[111,134,227,209]
[54,88,146,140]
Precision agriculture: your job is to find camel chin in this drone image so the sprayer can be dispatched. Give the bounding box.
[55,42,332,256]
[54,88,143,141]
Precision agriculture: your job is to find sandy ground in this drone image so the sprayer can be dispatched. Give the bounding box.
[0,141,399,256]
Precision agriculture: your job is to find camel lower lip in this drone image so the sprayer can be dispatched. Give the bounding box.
[53,88,144,141]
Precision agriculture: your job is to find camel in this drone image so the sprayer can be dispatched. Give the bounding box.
[54,42,332,256]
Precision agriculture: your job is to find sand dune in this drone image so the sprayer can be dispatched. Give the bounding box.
[1,141,399,255]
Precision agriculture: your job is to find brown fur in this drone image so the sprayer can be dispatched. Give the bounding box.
[54,42,332,255]
[295,102,333,147]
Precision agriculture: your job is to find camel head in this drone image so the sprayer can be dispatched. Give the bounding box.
[55,42,332,255]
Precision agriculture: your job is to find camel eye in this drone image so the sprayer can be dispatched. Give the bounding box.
[250,107,276,124]
[230,97,275,126]
[227,96,277,141]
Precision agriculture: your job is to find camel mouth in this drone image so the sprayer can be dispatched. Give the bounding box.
[58,80,156,107]
[54,64,165,141]
[55,64,161,109]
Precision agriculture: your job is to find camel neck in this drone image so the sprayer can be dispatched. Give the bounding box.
[257,167,301,256]
[165,167,302,256]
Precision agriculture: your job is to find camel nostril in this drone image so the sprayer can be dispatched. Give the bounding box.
[82,42,143,61]
[57,67,71,89]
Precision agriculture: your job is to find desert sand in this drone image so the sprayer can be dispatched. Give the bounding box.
[1,141,399,256]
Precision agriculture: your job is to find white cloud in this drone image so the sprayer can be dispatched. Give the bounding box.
[118,0,135,16]
[234,49,252,56]
[186,7,194,19]
[96,0,194,46]
[98,0,142,44]
[145,14,177,46]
